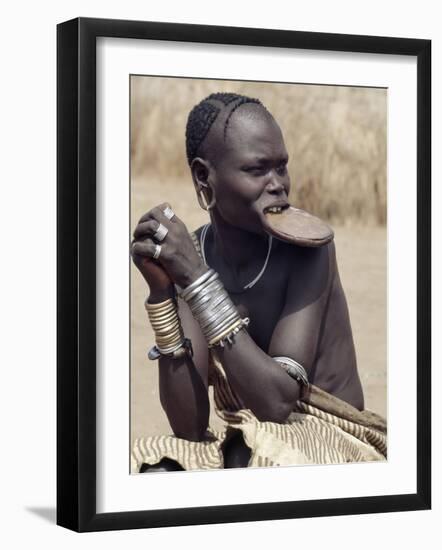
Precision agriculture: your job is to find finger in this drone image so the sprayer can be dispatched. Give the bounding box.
[151,207,186,234]
[133,219,160,239]
[131,234,154,245]
[131,240,157,258]
[139,203,179,225]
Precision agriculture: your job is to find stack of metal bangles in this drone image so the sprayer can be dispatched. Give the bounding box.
[146,268,249,360]
[144,202,249,357]
[145,297,192,360]
[180,268,249,348]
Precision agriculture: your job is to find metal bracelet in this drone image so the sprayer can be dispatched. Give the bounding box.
[209,317,249,348]
[208,319,243,347]
[148,338,194,360]
[144,297,175,310]
[184,274,220,302]
[199,302,234,329]
[180,268,215,300]
[180,267,247,347]
[200,306,239,338]
[273,356,309,386]
[204,310,239,339]
[190,286,226,316]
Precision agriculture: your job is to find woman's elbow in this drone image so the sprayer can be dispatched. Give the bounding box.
[171,423,208,442]
[167,409,209,441]
[253,400,294,424]
[160,395,209,441]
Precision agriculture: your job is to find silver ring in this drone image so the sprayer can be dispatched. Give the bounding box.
[153,244,162,260]
[153,222,168,242]
[163,206,175,220]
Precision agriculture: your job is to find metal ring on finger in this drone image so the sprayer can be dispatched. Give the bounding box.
[153,244,162,260]
[163,206,175,220]
[153,222,168,242]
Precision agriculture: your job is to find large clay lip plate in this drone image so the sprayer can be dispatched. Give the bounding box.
[263,206,334,247]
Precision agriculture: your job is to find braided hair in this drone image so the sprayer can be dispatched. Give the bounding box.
[185,92,264,166]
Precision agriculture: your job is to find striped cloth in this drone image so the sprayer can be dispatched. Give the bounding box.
[131,355,387,472]
[131,231,387,472]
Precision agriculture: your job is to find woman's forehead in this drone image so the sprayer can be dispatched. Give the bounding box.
[200,101,286,165]
[224,110,287,158]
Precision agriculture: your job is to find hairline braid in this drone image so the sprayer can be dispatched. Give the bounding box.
[185,92,264,166]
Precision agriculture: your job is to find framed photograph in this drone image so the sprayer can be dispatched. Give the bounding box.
[57,17,431,532]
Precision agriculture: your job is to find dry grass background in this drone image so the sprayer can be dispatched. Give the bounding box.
[130,77,387,457]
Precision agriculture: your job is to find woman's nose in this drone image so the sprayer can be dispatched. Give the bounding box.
[265,171,287,194]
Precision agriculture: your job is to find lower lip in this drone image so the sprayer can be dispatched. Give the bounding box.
[259,205,334,247]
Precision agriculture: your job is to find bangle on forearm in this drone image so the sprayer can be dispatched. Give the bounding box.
[179,269,213,300]
[145,297,192,359]
[273,356,309,386]
[180,268,249,348]
[148,338,194,360]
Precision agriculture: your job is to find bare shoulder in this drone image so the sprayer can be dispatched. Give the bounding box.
[281,239,336,299]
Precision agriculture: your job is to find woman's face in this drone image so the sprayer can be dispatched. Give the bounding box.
[209,106,291,235]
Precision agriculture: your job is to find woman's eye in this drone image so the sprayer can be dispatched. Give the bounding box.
[276,164,287,175]
[244,166,266,176]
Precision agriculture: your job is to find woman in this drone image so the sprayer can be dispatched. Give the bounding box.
[131,92,386,472]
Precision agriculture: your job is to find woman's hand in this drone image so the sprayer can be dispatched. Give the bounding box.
[131,243,174,299]
[131,203,207,289]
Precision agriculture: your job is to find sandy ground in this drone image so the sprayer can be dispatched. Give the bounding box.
[130,179,387,447]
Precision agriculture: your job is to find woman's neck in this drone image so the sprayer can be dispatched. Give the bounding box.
[208,210,268,270]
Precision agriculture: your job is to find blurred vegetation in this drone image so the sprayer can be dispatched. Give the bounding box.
[131,77,386,225]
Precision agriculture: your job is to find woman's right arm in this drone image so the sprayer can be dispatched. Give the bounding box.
[131,207,209,441]
[132,224,210,442]
[156,294,210,441]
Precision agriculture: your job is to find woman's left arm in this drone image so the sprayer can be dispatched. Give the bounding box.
[211,244,333,423]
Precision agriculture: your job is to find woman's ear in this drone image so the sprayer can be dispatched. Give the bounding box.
[190,157,216,211]
[190,157,210,186]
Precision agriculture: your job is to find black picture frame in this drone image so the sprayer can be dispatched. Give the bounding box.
[57,17,431,532]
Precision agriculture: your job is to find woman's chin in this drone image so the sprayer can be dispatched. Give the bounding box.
[214,207,267,237]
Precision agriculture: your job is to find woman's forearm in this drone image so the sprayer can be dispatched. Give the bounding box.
[147,289,210,441]
[213,331,301,423]
[158,355,209,441]
[177,270,301,423]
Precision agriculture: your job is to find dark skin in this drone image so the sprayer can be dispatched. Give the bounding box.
[131,103,363,469]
